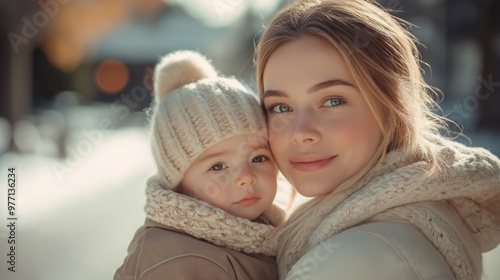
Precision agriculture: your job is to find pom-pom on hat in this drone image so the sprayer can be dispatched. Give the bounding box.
[150,50,267,189]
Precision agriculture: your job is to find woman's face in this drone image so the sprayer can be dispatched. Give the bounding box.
[262,36,383,197]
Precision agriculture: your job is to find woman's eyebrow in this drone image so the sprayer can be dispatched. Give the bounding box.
[307,79,354,94]
[263,89,287,99]
[263,79,355,99]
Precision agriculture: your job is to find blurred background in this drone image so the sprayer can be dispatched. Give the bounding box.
[0,0,499,279]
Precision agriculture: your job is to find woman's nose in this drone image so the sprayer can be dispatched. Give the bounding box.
[291,111,321,145]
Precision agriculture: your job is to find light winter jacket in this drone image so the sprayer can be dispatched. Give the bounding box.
[114,219,279,280]
[115,177,284,280]
[278,137,500,280]
[287,203,475,280]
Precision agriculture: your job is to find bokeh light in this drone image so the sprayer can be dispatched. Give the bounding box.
[94,59,130,95]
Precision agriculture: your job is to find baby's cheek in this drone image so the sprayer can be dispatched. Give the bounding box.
[198,182,222,201]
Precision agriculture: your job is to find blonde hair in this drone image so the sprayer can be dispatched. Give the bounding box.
[255,0,454,264]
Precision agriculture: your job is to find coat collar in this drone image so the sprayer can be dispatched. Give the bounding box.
[144,176,284,256]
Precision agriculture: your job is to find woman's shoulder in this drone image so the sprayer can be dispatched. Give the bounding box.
[115,224,277,280]
[287,220,455,280]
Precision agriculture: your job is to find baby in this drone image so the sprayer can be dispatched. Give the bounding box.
[114,50,283,280]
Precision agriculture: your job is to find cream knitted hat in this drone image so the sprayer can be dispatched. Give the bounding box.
[150,50,267,189]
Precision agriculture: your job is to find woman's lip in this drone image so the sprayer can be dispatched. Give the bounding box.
[290,154,334,162]
[290,156,336,172]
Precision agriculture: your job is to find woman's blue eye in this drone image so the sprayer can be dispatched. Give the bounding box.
[323,97,345,107]
[252,155,269,163]
[209,163,226,171]
[270,104,292,113]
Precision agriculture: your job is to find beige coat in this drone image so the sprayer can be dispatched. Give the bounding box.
[114,219,278,280]
[115,177,284,280]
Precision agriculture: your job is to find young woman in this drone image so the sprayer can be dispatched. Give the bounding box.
[255,1,500,279]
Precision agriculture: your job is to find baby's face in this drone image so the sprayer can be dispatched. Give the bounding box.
[180,134,277,220]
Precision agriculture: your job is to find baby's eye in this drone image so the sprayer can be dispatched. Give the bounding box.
[322,97,346,107]
[209,163,227,171]
[252,155,269,163]
[269,104,292,113]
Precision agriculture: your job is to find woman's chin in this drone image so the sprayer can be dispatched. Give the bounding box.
[294,183,339,197]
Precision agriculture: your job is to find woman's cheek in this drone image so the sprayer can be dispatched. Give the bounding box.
[268,132,282,154]
[268,113,295,135]
[268,132,287,167]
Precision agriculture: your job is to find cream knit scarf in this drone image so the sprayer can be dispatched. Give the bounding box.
[278,137,500,280]
[144,176,284,256]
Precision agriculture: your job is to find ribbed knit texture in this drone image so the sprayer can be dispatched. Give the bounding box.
[145,176,284,256]
[276,137,500,280]
[150,51,267,188]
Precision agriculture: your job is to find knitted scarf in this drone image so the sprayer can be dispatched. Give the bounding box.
[278,137,500,280]
[144,176,284,256]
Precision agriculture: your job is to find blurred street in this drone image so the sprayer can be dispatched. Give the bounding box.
[0,123,153,280]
